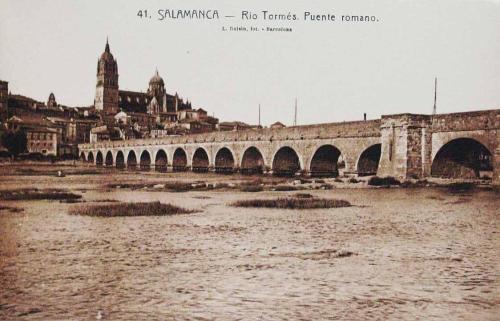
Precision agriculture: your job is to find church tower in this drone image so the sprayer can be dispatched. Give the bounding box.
[94,39,119,114]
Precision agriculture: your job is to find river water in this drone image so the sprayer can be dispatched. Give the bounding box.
[0,166,499,320]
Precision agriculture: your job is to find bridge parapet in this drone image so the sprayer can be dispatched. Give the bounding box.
[79,119,381,150]
[431,109,500,132]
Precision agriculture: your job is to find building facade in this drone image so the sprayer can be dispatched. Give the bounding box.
[26,127,59,156]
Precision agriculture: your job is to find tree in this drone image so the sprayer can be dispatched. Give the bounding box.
[1,130,27,158]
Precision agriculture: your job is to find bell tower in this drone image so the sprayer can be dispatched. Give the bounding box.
[94,38,119,114]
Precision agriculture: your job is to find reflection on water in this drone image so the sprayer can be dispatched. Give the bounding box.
[0,169,499,320]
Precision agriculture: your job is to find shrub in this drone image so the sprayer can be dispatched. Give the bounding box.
[1,130,27,158]
[348,178,360,184]
[368,176,401,187]
[231,197,351,209]
[69,201,196,217]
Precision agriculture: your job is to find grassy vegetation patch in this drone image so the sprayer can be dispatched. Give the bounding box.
[15,168,101,176]
[164,182,193,192]
[445,182,476,193]
[107,181,232,193]
[273,185,299,191]
[0,205,24,213]
[69,201,197,217]
[0,188,82,201]
[400,179,431,188]
[367,176,401,187]
[231,197,351,209]
[240,185,264,192]
[294,193,314,199]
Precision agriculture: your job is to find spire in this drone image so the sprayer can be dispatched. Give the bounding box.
[105,37,110,53]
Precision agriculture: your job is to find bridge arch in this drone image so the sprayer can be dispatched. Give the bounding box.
[192,147,210,172]
[79,152,86,162]
[215,147,235,173]
[241,146,265,174]
[272,146,301,176]
[431,138,492,178]
[309,144,342,177]
[105,151,113,166]
[115,151,125,168]
[140,150,152,170]
[155,149,168,172]
[95,151,103,166]
[127,150,138,169]
[357,144,381,176]
[173,148,188,171]
[88,151,94,164]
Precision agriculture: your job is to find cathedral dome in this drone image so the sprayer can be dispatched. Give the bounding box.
[149,69,164,86]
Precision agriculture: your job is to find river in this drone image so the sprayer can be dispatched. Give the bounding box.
[0,165,498,320]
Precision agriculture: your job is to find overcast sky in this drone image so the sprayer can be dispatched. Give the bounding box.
[0,0,499,126]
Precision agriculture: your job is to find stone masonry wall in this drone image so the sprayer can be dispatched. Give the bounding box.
[79,110,499,183]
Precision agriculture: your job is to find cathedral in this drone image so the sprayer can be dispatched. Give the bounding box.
[94,39,194,123]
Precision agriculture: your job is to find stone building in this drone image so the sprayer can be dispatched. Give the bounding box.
[26,127,59,156]
[7,94,45,111]
[118,71,193,119]
[5,115,60,156]
[219,121,251,131]
[270,121,286,129]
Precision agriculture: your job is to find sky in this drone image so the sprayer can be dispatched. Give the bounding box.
[0,0,499,126]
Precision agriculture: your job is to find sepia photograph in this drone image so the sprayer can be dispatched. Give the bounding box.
[0,0,499,320]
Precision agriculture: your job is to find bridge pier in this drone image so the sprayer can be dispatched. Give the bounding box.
[494,131,500,187]
[378,114,432,179]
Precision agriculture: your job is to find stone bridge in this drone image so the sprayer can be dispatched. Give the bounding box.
[79,109,500,185]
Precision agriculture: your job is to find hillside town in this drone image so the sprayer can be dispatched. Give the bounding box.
[0,40,272,159]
